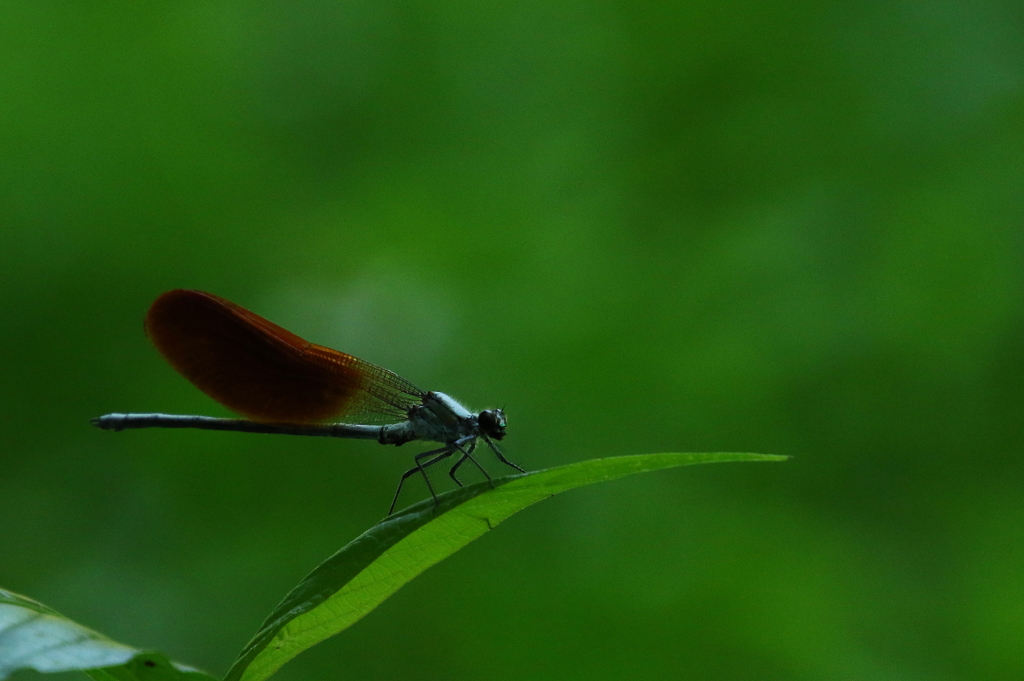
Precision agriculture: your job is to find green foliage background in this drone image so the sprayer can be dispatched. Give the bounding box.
[2,2,1022,679]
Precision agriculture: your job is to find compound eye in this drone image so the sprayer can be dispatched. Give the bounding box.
[478,409,507,440]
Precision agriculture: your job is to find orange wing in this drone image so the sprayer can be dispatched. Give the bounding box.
[144,289,423,424]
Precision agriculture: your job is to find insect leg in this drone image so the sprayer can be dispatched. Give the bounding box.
[451,440,494,487]
[388,445,455,516]
[482,434,526,473]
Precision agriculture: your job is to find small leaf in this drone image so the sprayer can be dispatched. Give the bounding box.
[227,452,787,681]
[0,589,215,681]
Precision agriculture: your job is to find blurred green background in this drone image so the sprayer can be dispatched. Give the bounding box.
[2,1,1023,679]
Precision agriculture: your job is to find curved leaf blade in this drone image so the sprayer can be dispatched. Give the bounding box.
[0,589,214,681]
[227,451,787,681]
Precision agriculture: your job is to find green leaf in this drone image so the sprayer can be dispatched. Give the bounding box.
[227,451,787,681]
[0,589,215,681]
